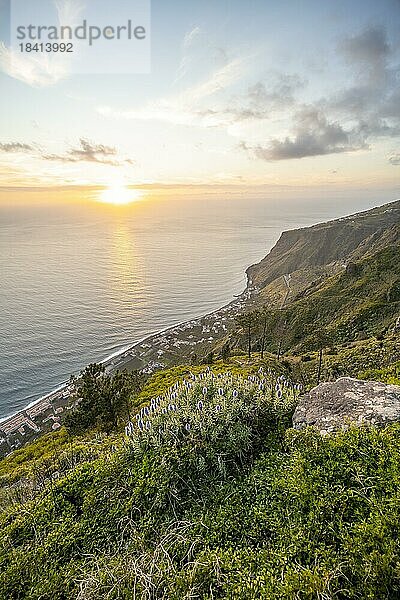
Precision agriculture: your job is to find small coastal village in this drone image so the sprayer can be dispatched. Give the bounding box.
[0,283,260,457]
[0,386,73,456]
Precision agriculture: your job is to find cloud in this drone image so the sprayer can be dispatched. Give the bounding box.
[98,57,248,127]
[0,0,83,86]
[239,25,400,161]
[0,137,134,167]
[96,24,399,164]
[179,57,246,104]
[241,107,368,161]
[0,42,70,87]
[326,26,399,138]
[339,25,390,85]
[388,152,400,165]
[98,65,304,129]
[0,142,34,153]
[173,27,202,84]
[247,74,304,110]
[191,74,304,125]
[42,138,134,166]
[54,0,83,25]
[183,27,201,48]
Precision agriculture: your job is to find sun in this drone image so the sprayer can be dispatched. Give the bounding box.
[99,185,143,206]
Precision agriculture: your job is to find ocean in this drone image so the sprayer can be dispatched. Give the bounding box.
[0,191,391,420]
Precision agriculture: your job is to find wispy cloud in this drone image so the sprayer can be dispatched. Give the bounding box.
[99,26,310,132]
[0,142,34,153]
[98,56,249,127]
[0,42,70,87]
[173,26,202,84]
[183,57,245,103]
[388,152,400,166]
[54,0,83,25]
[0,138,134,168]
[98,58,306,130]
[42,138,134,166]
[0,0,83,86]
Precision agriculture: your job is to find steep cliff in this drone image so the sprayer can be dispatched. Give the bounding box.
[247,199,400,290]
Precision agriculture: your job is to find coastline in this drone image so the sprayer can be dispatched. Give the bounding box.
[0,280,257,456]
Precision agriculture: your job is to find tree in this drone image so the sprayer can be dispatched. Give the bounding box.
[308,328,334,385]
[276,317,287,362]
[204,351,214,365]
[65,364,144,434]
[235,311,259,359]
[112,369,143,423]
[220,341,231,361]
[257,307,281,360]
[259,309,269,360]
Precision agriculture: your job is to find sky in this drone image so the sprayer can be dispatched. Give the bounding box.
[0,0,399,197]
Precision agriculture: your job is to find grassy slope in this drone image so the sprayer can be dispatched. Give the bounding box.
[259,245,400,353]
[294,332,400,387]
[1,364,400,599]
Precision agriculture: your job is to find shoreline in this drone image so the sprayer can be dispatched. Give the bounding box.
[0,307,236,425]
[0,281,257,455]
[0,317,211,425]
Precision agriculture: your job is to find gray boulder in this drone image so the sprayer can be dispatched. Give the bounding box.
[293,377,400,434]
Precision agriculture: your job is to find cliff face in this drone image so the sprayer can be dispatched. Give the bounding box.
[247,199,400,290]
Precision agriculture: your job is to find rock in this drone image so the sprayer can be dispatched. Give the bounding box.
[292,377,400,434]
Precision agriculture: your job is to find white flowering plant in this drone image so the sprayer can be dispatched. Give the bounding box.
[124,368,301,481]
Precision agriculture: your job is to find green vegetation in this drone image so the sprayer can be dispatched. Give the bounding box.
[283,245,400,349]
[0,429,70,483]
[0,368,399,598]
[270,332,400,389]
[65,364,144,434]
[234,245,400,358]
[135,359,286,407]
[247,200,400,291]
[235,312,259,359]
[0,427,119,511]
[358,361,400,385]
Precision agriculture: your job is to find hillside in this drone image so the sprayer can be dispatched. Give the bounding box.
[247,199,400,299]
[2,200,399,460]
[270,244,400,351]
[229,200,400,362]
[1,364,400,599]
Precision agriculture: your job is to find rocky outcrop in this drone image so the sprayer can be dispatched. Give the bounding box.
[293,377,400,434]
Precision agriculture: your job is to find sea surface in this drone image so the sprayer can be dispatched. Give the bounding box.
[0,191,390,419]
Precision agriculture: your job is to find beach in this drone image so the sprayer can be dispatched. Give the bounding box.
[0,283,258,456]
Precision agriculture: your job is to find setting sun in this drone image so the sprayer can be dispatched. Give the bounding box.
[99,185,143,206]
